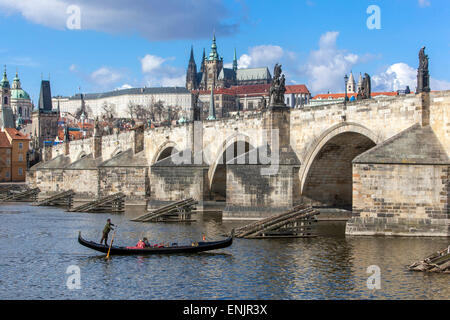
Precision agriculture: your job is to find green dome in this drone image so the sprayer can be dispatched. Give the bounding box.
[11,88,30,100]
[0,74,9,88]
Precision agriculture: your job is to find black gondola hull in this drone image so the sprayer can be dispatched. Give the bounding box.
[78,232,233,255]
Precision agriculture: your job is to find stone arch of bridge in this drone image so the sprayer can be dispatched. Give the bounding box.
[208,133,255,201]
[299,122,379,209]
[152,141,178,165]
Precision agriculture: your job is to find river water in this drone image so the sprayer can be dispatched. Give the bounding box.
[0,203,448,300]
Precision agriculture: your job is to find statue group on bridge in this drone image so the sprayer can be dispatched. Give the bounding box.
[269,64,287,106]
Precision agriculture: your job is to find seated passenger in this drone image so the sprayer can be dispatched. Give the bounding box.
[143,237,150,248]
[136,239,146,249]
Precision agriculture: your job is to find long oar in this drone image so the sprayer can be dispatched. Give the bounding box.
[106,228,117,260]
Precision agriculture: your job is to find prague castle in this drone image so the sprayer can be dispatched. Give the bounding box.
[186,34,272,91]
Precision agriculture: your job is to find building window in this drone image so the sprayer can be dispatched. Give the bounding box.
[3,96,7,105]
[6,158,10,165]
[5,171,9,178]
[18,168,23,175]
[19,154,23,162]
[19,142,23,150]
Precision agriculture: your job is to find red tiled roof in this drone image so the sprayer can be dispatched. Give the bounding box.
[230,84,271,95]
[0,132,11,148]
[285,85,310,94]
[4,128,31,140]
[193,83,310,97]
[312,92,399,100]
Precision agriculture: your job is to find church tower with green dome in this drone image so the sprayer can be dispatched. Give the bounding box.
[10,70,33,122]
[201,33,224,91]
[0,66,15,128]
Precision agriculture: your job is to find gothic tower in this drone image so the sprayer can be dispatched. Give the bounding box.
[202,33,223,90]
[233,48,238,72]
[186,46,198,90]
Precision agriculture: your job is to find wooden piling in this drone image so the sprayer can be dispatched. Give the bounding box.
[132,198,198,223]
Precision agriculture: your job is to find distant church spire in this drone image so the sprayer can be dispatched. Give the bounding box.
[201,48,206,73]
[189,45,195,62]
[233,48,238,72]
[185,45,198,90]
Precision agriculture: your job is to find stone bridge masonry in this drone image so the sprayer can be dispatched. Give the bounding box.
[28,91,450,236]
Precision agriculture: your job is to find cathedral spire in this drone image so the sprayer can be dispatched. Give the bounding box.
[233,48,238,72]
[186,45,198,90]
[189,45,195,62]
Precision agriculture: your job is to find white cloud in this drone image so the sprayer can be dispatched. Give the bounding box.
[238,54,252,69]
[0,0,239,40]
[116,83,133,90]
[372,63,416,91]
[372,62,450,92]
[141,55,167,73]
[141,53,185,87]
[418,0,431,7]
[237,45,285,69]
[301,31,366,93]
[90,67,123,87]
[69,64,77,72]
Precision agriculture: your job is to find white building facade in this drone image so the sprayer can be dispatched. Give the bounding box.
[53,87,193,119]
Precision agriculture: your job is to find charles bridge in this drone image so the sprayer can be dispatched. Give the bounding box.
[27,87,450,236]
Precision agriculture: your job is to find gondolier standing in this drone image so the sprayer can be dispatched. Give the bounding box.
[100,219,115,245]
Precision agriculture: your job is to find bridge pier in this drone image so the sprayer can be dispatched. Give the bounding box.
[347,124,450,236]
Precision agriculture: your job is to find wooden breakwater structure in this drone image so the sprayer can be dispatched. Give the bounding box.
[234,204,319,239]
[408,246,450,273]
[68,193,126,213]
[132,198,198,222]
[0,187,40,202]
[34,190,75,208]
[0,184,28,197]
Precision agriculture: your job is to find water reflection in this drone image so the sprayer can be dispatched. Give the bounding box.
[0,203,448,300]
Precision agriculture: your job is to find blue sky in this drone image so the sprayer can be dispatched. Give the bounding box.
[0,0,449,103]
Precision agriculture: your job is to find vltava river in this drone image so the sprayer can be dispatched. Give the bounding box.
[0,203,448,300]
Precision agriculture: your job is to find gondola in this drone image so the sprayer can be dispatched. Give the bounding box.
[78,230,233,255]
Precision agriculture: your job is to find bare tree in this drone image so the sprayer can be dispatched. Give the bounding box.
[127,101,136,119]
[101,102,117,119]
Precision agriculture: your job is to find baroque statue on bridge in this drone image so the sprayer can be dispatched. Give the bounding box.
[417,46,430,93]
[269,63,287,106]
